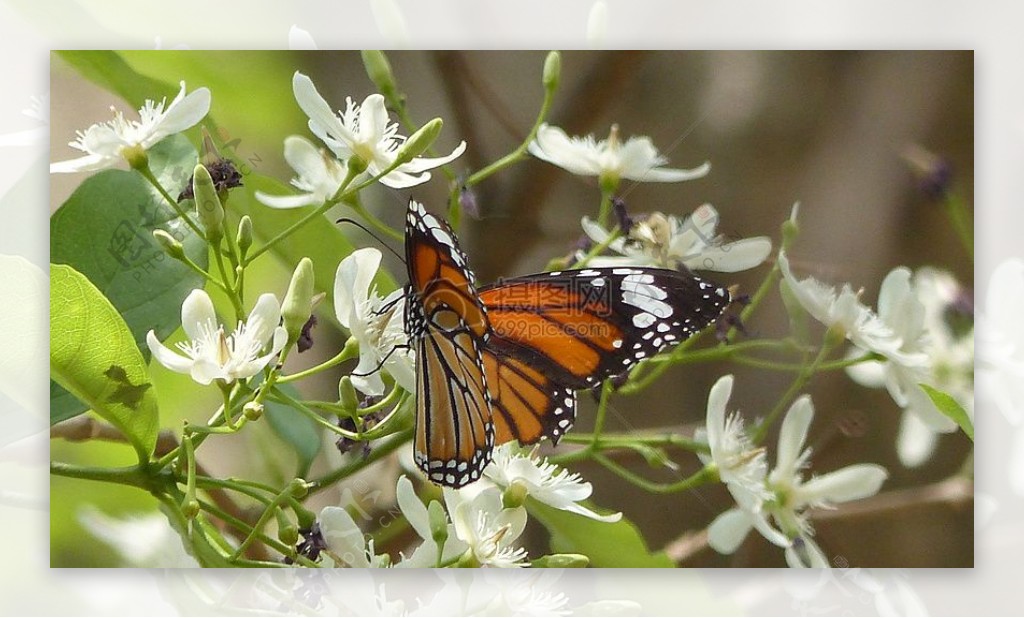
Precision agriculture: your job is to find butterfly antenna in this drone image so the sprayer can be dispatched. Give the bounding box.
[336,217,406,264]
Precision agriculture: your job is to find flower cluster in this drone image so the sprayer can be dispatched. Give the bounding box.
[256,73,466,207]
[780,250,973,467]
[702,375,888,567]
[314,444,618,568]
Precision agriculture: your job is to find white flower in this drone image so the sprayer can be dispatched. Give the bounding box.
[846,268,972,466]
[778,251,906,360]
[50,81,211,173]
[528,123,709,184]
[318,506,391,567]
[146,289,287,385]
[79,506,198,568]
[392,476,467,568]
[978,258,1024,426]
[696,375,769,502]
[699,375,790,554]
[255,136,348,208]
[483,443,622,523]
[708,396,888,567]
[334,248,415,396]
[443,485,529,568]
[292,72,465,189]
[579,204,772,272]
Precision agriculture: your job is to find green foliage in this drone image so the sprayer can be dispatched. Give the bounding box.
[920,384,974,441]
[529,501,675,567]
[50,264,160,461]
[50,135,205,419]
[263,382,322,478]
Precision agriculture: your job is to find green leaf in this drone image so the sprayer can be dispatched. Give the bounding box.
[232,175,397,317]
[56,51,179,109]
[50,264,159,461]
[50,134,205,351]
[263,382,322,478]
[920,384,973,441]
[528,501,674,567]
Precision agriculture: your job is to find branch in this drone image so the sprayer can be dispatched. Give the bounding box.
[51,416,266,558]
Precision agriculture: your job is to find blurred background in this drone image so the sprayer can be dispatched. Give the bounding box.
[50,50,973,567]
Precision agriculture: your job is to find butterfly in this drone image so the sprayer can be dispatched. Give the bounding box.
[403,200,732,488]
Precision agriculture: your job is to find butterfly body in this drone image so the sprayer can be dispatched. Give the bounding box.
[403,200,731,488]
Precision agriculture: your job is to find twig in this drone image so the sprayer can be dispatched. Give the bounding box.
[51,416,266,558]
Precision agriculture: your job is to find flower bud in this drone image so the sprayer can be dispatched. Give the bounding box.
[181,498,200,519]
[236,215,253,258]
[542,51,561,93]
[361,50,398,99]
[282,257,316,346]
[531,553,589,568]
[288,478,310,499]
[243,401,264,421]
[781,202,800,250]
[427,500,449,547]
[277,510,299,546]
[338,375,359,414]
[395,118,443,166]
[192,164,225,242]
[152,229,185,260]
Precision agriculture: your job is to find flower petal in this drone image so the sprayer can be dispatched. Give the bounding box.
[528,124,602,176]
[246,294,283,348]
[397,140,467,174]
[681,237,772,273]
[319,506,370,568]
[180,289,217,342]
[707,508,754,554]
[152,83,211,138]
[356,94,389,145]
[799,464,888,505]
[49,153,113,174]
[255,191,321,209]
[190,357,228,386]
[631,162,712,182]
[896,408,940,468]
[292,72,355,145]
[145,330,194,374]
[785,536,830,568]
[396,476,432,541]
[775,395,813,478]
[704,374,734,451]
[334,248,382,329]
[377,168,431,189]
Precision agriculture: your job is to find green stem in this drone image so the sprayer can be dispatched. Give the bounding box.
[593,455,718,494]
[212,248,244,321]
[267,387,361,440]
[308,428,413,494]
[465,79,556,188]
[751,336,835,444]
[596,187,615,229]
[230,483,298,561]
[197,499,317,567]
[570,225,622,269]
[279,338,359,384]
[136,163,205,239]
[50,461,154,489]
[732,352,876,372]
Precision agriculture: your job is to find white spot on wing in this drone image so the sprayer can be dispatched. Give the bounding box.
[633,312,656,328]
